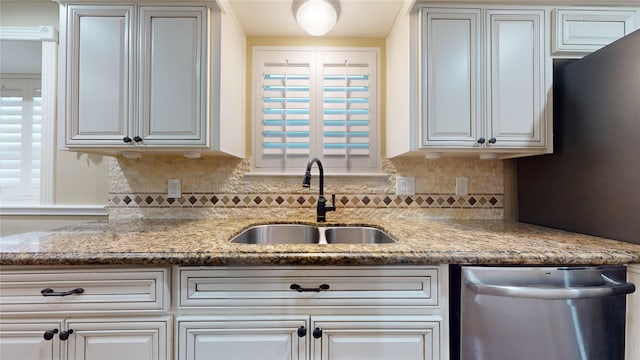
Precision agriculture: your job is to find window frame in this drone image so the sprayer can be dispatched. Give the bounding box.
[251,46,381,175]
[0,26,57,206]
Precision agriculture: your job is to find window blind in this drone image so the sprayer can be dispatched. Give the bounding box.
[253,48,378,173]
[322,59,371,157]
[262,64,311,158]
[0,77,42,204]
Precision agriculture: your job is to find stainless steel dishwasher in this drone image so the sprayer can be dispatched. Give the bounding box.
[451,265,636,360]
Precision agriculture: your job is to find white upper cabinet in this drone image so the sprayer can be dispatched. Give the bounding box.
[485,9,547,150]
[58,0,245,158]
[138,7,206,146]
[415,6,551,158]
[63,5,134,146]
[553,7,640,57]
[421,9,481,148]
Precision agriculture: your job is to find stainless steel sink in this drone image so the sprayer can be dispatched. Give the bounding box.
[324,226,395,244]
[230,224,395,244]
[230,224,320,244]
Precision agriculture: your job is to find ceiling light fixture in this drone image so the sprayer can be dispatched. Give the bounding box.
[292,0,340,36]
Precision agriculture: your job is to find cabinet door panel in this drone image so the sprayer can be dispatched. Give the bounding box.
[422,9,481,147]
[67,318,169,360]
[0,321,62,360]
[486,10,546,148]
[139,7,206,145]
[554,8,639,54]
[312,316,441,360]
[66,6,133,144]
[178,318,308,360]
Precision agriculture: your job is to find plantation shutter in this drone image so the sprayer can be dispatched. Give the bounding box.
[0,77,42,204]
[255,51,313,170]
[253,48,378,173]
[320,51,377,170]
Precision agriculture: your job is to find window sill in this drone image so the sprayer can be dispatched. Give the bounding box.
[245,172,389,178]
[0,205,108,216]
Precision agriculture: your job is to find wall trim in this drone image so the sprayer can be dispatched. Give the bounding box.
[0,205,108,216]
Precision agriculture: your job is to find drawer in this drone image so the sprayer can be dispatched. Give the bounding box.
[553,8,639,55]
[0,267,169,313]
[178,266,440,309]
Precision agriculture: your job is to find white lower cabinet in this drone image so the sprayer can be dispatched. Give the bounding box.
[0,318,170,360]
[0,320,63,360]
[311,316,440,360]
[178,317,307,360]
[67,318,170,360]
[177,315,440,360]
[176,266,449,360]
[0,267,171,360]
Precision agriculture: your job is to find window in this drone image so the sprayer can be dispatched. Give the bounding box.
[0,76,42,204]
[252,47,379,174]
[0,27,57,208]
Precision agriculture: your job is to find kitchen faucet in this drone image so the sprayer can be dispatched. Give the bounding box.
[302,157,336,222]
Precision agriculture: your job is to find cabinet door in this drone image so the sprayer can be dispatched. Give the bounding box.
[421,8,482,148]
[0,321,62,360]
[311,316,442,360]
[485,9,547,149]
[138,6,207,146]
[553,8,639,55]
[66,318,170,360]
[65,5,134,146]
[177,317,308,360]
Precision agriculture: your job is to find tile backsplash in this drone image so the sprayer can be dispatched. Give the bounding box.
[109,155,504,220]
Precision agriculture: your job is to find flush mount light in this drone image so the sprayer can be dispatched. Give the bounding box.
[292,0,340,36]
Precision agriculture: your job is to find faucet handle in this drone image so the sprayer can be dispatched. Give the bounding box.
[328,194,337,211]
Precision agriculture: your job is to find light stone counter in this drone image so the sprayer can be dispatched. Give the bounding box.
[1,217,639,266]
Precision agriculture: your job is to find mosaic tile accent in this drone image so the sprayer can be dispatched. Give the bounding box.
[108,193,504,209]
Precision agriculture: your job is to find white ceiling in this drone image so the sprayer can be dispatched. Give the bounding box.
[226,0,406,37]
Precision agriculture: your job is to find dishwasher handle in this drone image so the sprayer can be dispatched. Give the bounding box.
[465,274,635,300]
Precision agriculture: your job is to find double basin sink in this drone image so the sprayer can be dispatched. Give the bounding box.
[231,224,395,245]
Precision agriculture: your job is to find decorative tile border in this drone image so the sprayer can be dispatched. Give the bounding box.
[108,193,503,209]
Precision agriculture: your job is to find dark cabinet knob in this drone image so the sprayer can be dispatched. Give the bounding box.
[123,136,132,143]
[477,137,486,144]
[488,137,497,144]
[312,327,323,339]
[59,329,74,341]
[297,326,306,337]
[43,329,58,341]
[133,136,142,143]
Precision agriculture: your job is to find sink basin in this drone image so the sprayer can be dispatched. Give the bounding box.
[230,224,395,244]
[324,226,396,244]
[230,224,320,244]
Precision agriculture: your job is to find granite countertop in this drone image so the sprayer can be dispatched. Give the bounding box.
[1,217,639,266]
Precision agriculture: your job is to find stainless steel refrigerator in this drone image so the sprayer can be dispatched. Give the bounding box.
[517,29,640,245]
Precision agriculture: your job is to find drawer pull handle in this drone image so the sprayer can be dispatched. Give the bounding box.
[290,284,330,293]
[43,329,58,341]
[41,288,85,297]
[313,327,323,339]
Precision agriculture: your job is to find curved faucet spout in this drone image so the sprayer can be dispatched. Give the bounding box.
[303,157,335,222]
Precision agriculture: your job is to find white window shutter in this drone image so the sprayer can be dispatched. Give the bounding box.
[254,50,313,170]
[252,48,378,174]
[0,77,42,204]
[320,50,377,171]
